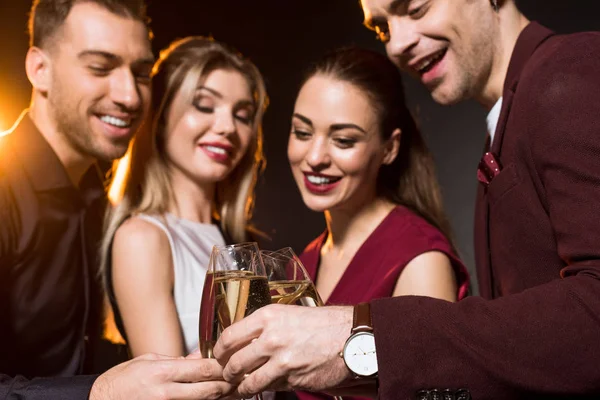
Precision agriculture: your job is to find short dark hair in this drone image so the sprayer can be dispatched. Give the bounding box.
[28,0,150,48]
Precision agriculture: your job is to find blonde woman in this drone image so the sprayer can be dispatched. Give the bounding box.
[100,36,268,357]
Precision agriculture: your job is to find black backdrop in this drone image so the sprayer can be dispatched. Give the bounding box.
[1,0,599,294]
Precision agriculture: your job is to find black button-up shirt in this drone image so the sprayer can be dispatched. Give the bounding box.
[0,111,106,378]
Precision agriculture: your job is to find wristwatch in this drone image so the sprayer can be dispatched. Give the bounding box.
[341,302,378,378]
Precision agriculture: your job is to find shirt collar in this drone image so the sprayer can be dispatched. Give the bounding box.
[9,110,106,202]
[486,97,503,146]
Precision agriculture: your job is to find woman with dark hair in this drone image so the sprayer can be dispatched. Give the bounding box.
[288,47,469,400]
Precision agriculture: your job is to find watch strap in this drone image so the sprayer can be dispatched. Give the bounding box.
[352,302,373,334]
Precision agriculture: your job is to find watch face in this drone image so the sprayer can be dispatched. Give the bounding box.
[343,332,378,376]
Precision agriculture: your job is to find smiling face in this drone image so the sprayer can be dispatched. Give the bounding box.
[288,74,395,213]
[45,2,153,161]
[163,68,256,185]
[361,0,499,105]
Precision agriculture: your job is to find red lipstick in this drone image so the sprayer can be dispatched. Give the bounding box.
[199,142,234,163]
[302,172,342,194]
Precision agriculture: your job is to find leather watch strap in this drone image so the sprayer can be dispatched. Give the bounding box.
[351,302,373,333]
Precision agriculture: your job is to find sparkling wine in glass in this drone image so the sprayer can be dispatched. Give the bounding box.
[262,248,342,400]
[262,247,324,307]
[199,243,270,400]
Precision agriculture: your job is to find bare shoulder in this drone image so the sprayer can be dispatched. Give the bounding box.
[405,251,453,272]
[111,216,173,282]
[394,251,457,301]
[113,216,170,252]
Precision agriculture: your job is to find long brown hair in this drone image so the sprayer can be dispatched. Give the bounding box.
[302,47,453,243]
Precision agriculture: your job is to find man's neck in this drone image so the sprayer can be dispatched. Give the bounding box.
[477,8,530,110]
[28,102,95,188]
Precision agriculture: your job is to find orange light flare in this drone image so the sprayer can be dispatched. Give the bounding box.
[0,99,22,136]
[107,146,131,205]
[0,110,8,135]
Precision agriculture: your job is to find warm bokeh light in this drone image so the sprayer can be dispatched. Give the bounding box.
[103,299,126,345]
[0,110,7,134]
[107,147,131,205]
[0,98,22,135]
[104,148,131,345]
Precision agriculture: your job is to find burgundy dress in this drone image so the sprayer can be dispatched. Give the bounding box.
[295,205,470,400]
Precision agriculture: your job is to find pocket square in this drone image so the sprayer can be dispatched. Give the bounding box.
[477,151,502,187]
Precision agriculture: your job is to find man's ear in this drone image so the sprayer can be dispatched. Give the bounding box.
[382,128,401,165]
[25,47,52,95]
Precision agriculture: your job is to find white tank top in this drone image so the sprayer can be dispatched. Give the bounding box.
[136,213,225,354]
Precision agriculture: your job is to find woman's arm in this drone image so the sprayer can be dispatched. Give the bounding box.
[111,217,185,357]
[392,251,458,302]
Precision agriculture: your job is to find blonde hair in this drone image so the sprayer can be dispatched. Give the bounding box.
[100,35,268,291]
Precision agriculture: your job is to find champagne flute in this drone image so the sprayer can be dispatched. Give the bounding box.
[261,248,323,307]
[199,242,270,400]
[262,248,342,400]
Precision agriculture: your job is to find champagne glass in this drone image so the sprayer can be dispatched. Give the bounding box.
[262,248,343,400]
[261,248,323,307]
[199,242,270,400]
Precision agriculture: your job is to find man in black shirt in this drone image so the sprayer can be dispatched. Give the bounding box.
[0,112,108,378]
[0,1,233,399]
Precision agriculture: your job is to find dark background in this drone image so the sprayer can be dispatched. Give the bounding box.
[1,0,599,295]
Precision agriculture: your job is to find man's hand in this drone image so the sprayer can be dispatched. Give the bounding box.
[89,353,234,400]
[213,304,354,397]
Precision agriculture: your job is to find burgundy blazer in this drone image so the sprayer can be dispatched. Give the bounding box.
[370,22,600,399]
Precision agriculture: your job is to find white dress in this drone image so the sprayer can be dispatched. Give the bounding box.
[136,213,225,354]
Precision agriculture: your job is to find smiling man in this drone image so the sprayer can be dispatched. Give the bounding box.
[360,0,526,108]
[0,0,153,380]
[0,1,234,399]
[211,0,600,399]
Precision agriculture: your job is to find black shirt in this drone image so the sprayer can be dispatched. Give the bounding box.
[0,111,106,379]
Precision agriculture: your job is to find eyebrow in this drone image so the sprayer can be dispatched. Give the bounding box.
[363,0,406,28]
[78,50,118,61]
[385,0,407,13]
[198,86,223,99]
[293,113,313,127]
[293,113,367,134]
[77,50,155,66]
[197,86,255,108]
[330,123,367,134]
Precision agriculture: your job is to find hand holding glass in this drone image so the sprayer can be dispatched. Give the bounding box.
[262,248,343,400]
[199,243,271,358]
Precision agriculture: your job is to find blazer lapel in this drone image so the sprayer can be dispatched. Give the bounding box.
[474,176,493,298]
[474,22,555,298]
[492,22,554,156]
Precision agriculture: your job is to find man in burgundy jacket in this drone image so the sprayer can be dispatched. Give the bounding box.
[212,0,600,399]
